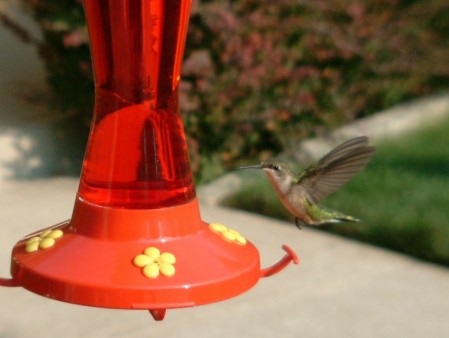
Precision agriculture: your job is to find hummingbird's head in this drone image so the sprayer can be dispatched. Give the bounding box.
[259,158,291,176]
[236,158,292,174]
[236,158,293,193]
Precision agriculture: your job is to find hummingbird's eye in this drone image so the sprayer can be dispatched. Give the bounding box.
[273,165,280,171]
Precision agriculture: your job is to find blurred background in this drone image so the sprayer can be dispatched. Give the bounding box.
[1,0,449,265]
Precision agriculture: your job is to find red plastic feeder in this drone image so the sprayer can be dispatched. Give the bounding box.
[0,0,298,321]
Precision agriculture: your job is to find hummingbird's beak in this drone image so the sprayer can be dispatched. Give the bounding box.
[235,164,263,170]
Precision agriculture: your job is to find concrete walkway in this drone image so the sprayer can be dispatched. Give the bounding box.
[1,178,449,338]
[0,4,448,338]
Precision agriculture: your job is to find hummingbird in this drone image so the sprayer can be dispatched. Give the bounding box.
[236,136,375,228]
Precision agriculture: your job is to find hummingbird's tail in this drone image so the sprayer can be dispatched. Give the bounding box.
[306,200,360,225]
[313,214,359,227]
[335,215,360,223]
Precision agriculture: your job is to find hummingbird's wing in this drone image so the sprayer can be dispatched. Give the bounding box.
[294,136,375,203]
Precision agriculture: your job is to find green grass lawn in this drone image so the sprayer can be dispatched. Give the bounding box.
[223,117,449,266]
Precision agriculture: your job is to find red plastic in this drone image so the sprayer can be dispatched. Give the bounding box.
[7,198,297,310]
[0,278,19,287]
[78,0,195,209]
[1,0,299,321]
[149,309,167,321]
[9,198,262,310]
[260,245,299,278]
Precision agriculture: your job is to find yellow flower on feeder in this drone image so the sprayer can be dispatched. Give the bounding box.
[25,229,64,253]
[133,247,176,279]
[208,223,247,246]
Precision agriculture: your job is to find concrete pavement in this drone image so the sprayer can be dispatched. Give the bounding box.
[1,178,449,338]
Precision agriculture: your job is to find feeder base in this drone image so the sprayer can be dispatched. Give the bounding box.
[9,198,261,313]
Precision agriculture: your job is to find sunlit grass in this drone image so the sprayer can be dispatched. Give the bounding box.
[223,117,449,266]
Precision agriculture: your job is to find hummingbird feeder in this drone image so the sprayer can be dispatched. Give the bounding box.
[0,0,298,321]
